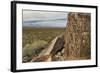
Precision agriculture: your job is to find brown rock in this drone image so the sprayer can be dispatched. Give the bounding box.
[50,35,65,55]
[64,12,91,60]
[33,55,52,62]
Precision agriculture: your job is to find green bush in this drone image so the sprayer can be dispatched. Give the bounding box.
[22,40,48,57]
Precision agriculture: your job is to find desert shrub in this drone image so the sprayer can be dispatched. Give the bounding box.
[22,40,48,58]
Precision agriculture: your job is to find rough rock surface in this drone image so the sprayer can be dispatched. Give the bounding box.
[64,12,91,60]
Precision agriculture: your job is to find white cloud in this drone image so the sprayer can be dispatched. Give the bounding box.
[23,10,68,27]
[23,10,68,21]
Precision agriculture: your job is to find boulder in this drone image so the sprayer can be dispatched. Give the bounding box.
[50,35,65,55]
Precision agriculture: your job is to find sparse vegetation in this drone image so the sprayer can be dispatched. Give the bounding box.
[22,27,65,62]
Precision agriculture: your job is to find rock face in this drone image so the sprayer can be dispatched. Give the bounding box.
[64,12,91,60]
[50,35,65,61]
[50,35,65,55]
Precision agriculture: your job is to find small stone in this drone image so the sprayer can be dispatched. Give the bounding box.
[58,52,61,56]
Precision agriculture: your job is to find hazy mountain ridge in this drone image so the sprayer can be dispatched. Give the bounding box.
[23,18,67,28]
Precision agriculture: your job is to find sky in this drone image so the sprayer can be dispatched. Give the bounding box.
[23,10,68,28]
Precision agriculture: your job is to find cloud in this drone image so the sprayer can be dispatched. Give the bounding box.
[23,10,68,27]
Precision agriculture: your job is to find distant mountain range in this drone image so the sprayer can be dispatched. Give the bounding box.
[23,18,67,28]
